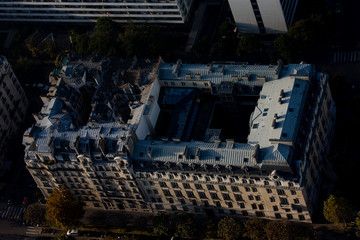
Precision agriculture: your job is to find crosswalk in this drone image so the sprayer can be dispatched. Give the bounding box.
[333,50,360,63]
[26,226,42,236]
[0,206,26,220]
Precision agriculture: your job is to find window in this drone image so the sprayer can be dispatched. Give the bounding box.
[270,196,276,202]
[163,190,172,197]
[210,193,219,199]
[199,192,207,199]
[231,186,239,192]
[280,197,289,205]
[252,123,259,129]
[181,82,186,86]
[180,199,186,204]
[239,202,245,208]
[171,182,179,188]
[207,184,215,190]
[183,183,191,189]
[273,206,279,211]
[294,198,300,204]
[227,202,233,208]
[222,193,231,200]
[266,188,272,193]
[287,214,293,220]
[289,108,294,112]
[192,200,197,206]
[255,196,261,201]
[192,82,197,86]
[242,210,248,216]
[182,206,189,211]
[245,187,251,192]
[256,211,264,217]
[299,215,305,221]
[235,194,243,201]
[248,195,254,200]
[168,198,174,203]
[175,190,183,197]
[159,182,167,187]
[186,191,195,198]
[215,201,221,207]
[275,213,282,219]
[171,205,177,211]
[258,204,264,210]
[195,184,202,189]
[291,190,297,195]
[252,203,257,209]
[277,189,285,195]
[252,187,257,192]
[219,185,227,191]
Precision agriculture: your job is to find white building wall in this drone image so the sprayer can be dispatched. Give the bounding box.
[257,0,288,34]
[228,0,288,34]
[228,0,259,34]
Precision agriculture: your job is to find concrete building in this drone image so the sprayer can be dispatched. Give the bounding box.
[0,56,28,175]
[23,57,335,222]
[0,0,193,24]
[228,0,298,34]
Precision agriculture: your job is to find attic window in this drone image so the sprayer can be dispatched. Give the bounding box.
[215,156,220,161]
[261,95,266,99]
[252,123,259,129]
[264,108,269,112]
[262,113,267,116]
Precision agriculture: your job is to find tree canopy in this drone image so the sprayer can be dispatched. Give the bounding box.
[174,214,197,238]
[243,218,268,240]
[217,217,243,240]
[153,214,174,236]
[323,194,354,225]
[45,186,85,229]
[23,202,46,226]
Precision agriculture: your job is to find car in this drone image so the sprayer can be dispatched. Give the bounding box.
[66,229,79,236]
[7,198,13,205]
[22,197,29,205]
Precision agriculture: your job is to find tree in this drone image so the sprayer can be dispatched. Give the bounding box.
[53,235,76,240]
[153,214,174,236]
[237,34,261,57]
[264,220,292,240]
[70,30,91,56]
[191,36,211,59]
[323,194,354,226]
[174,214,197,238]
[23,202,46,226]
[290,223,315,240]
[217,217,243,240]
[243,218,267,240]
[201,219,218,239]
[45,186,85,229]
[89,17,118,56]
[356,211,360,238]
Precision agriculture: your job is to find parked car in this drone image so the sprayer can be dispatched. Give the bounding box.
[22,197,29,205]
[67,229,79,236]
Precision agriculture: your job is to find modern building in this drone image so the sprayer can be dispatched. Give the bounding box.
[0,0,194,24]
[23,57,335,222]
[228,0,298,34]
[0,56,28,176]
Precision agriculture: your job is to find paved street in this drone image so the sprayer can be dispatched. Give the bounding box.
[1,205,26,220]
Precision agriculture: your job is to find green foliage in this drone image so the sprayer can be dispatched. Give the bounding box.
[323,194,354,225]
[89,17,118,56]
[174,214,197,238]
[153,214,174,236]
[243,218,267,240]
[70,30,91,56]
[264,220,292,240]
[274,14,332,63]
[290,223,315,240]
[191,36,211,59]
[237,34,261,57]
[53,235,76,240]
[356,212,360,238]
[23,202,46,226]
[45,186,85,229]
[119,22,161,57]
[201,219,218,239]
[217,217,242,240]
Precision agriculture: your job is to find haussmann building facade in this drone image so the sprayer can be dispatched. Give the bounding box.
[23,56,336,222]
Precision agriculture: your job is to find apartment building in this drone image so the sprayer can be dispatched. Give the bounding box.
[0,0,194,24]
[23,57,335,222]
[0,56,28,175]
[228,0,298,34]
